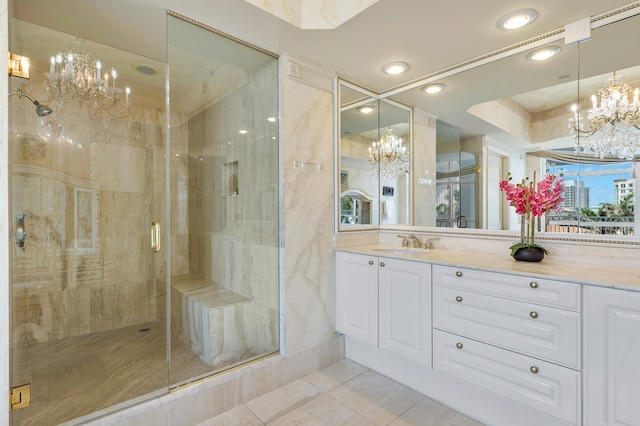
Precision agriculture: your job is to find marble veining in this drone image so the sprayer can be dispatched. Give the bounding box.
[281,66,338,354]
[245,0,379,29]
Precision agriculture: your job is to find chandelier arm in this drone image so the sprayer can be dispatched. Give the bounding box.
[571,125,599,137]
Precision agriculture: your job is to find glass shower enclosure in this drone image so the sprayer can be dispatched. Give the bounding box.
[8,12,279,425]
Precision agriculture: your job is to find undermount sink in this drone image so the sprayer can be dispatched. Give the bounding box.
[374,248,428,255]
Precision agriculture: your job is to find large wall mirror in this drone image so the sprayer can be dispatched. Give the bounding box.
[338,80,412,230]
[337,8,640,241]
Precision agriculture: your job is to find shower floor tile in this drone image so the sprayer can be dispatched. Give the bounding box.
[11,320,248,426]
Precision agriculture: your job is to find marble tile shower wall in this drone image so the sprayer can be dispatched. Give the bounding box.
[186,62,279,285]
[10,84,169,344]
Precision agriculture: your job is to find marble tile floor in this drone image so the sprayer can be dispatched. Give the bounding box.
[199,359,485,426]
[11,320,265,426]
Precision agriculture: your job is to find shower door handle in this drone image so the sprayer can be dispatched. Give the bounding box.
[151,222,161,253]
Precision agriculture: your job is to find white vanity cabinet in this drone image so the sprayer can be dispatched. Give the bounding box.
[584,286,640,425]
[378,256,431,365]
[432,265,582,425]
[336,251,379,346]
[336,251,431,365]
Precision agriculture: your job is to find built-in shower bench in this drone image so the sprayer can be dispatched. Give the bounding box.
[170,275,254,367]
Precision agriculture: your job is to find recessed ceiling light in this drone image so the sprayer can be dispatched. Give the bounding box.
[497,9,538,30]
[358,106,376,114]
[526,46,561,61]
[267,116,276,122]
[382,61,409,75]
[238,129,248,134]
[421,84,446,94]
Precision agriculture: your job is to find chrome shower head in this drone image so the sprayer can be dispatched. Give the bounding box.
[34,102,53,117]
[8,89,53,117]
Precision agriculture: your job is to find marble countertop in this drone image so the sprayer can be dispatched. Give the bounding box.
[336,244,640,292]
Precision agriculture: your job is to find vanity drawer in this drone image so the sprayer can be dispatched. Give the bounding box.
[433,285,581,369]
[432,265,581,311]
[433,329,580,425]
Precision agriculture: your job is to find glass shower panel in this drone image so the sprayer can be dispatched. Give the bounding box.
[167,15,280,386]
[9,19,168,425]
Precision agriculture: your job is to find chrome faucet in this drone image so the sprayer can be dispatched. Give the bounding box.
[408,234,422,248]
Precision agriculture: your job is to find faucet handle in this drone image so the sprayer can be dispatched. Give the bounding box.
[424,237,438,249]
[397,234,409,247]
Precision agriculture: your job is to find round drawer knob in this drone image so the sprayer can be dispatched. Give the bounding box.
[456,343,463,349]
[530,311,538,319]
[530,282,538,289]
[455,296,463,303]
[368,260,374,265]
[530,366,539,374]
[455,271,463,277]
[380,262,385,267]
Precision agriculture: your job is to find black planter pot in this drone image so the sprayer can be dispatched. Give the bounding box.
[512,246,545,262]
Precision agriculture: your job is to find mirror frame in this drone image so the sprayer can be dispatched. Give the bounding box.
[334,5,640,246]
[335,78,413,233]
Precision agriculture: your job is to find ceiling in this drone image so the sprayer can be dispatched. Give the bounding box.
[10,0,635,91]
[10,0,640,149]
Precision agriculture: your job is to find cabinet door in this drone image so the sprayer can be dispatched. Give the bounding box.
[336,251,378,346]
[584,286,640,425]
[379,258,431,365]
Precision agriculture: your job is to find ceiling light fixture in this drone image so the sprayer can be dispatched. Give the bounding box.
[526,46,561,61]
[569,72,640,160]
[382,61,409,75]
[497,9,538,30]
[368,127,409,179]
[421,84,446,94]
[358,106,376,114]
[44,39,131,117]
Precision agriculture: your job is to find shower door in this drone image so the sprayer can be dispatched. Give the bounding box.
[166,14,280,387]
[9,19,169,425]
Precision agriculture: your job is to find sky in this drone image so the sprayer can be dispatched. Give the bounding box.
[554,162,634,206]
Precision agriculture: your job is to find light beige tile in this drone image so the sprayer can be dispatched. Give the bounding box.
[328,370,424,426]
[197,405,263,426]
[304,359,368,392]
[245,378,322,423]
[269,394,374,426]
[389,397,485,426]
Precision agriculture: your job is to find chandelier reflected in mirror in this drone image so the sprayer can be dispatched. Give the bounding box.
[569,72,640,160]
[43,39,131,118]
[367,127,409,179]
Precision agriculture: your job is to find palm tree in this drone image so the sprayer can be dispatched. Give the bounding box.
[618,193,634,218]
[597,202,617,218]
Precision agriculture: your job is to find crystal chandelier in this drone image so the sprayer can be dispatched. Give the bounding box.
[43,39,131,117]
[569,72,640,160]
[367,127,409,179]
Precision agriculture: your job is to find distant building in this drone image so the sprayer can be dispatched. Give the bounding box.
[614,178,634,204]
[563,180,590,210]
